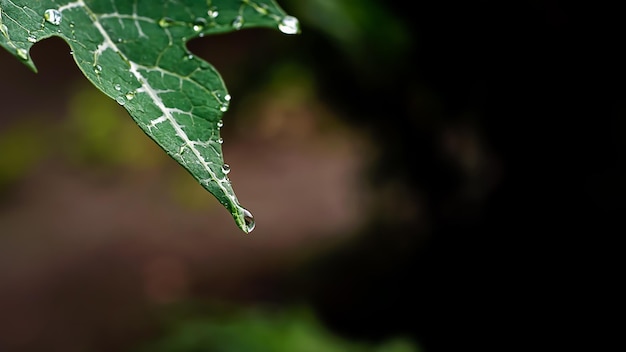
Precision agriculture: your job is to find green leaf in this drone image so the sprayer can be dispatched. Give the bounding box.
[0,0,300,234]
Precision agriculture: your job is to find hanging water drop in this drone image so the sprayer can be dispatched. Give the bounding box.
[192,17,206,32]
[232,15,243,30]
[44,9,62,26]
[241,207,256,233]
[278,15,299,34]
[222,164,231,175]
[16,48,28,61]
[217,120,224,128]
[224,94,231,101]
[217,138,223,144]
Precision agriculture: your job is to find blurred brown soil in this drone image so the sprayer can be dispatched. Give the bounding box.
[0,36,368,352]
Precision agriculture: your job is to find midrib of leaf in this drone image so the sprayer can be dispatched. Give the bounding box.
[0,0,300,234]
[78,2,235,210]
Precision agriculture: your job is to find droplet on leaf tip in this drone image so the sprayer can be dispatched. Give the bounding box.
[278,15,300,35]
[241,207,256,233]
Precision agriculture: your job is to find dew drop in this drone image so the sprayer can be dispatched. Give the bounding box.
[278,15,299,34]
[217,138,223,144]
[192,17,206,32]
[222,164,231,174]
[69,21,75,28]
[125,91,135,100]
[114,84,121,91]
[207,8,219,19]
[116,96,126,106]
[217,120,224,128]
[232,15,243,30]
[16,48,28,61]
[44,9,62,26]
[224,94,231,101]
[241,207,256,233]
[158,17,174,28]
[94,64,102,74]
[27,35,37,43]
[219,105,228,112]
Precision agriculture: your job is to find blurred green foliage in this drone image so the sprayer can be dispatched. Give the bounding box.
[0,117,49,191]
[134,305,418,352]
[63,83,165,169]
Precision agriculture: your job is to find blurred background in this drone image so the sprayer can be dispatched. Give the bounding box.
[1,1,623,351]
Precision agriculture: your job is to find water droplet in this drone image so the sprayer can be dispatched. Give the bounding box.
[232,15,243,30]
[192,17,206,32]
[278,15,299,34]
[125,91,135,100]
[44,9,62,26]
[219,105,228,112]
[217,138,223,144]
[94,64,102,74]
[114,84,121,91]
[217,120,224,128]
[116,96,126,106]
[27,35,37,43]
[241,207,255,233]
[69,21,75,28]
[16,48,28,61]
[69,50,74,55]
[158,17,174,28]
[207,8,219,19]
[222,164,231,174]
[224,94,231,101]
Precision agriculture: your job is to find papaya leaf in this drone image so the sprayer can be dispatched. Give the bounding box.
[0,0,300,234]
